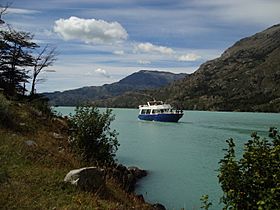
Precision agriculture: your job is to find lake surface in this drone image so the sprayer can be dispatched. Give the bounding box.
[54,107,280,210]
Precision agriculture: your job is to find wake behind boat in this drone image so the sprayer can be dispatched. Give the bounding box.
[138,101,183,122]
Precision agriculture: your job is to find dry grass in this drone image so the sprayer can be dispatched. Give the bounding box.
[0,101,154,210]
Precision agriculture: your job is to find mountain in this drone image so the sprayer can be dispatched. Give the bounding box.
[94,24,280,112]
[44,70,187,106]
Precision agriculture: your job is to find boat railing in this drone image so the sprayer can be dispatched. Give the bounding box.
[153,109,183,114]
[139,103,183,114]
[147,101,164,106]
[165,110,183,114]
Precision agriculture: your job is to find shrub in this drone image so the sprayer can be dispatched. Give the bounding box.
[0,93,14,128]
[28,94,53,117]
[69,106,119,164]
[218,128,280,210]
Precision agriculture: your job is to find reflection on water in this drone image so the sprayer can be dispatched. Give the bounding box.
[200,124,266,135]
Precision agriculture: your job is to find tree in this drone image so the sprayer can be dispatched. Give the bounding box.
[30,45,57,95]
[0,29,38,95]
[69,106,119,164]
[0,4,57,96]
[218,128,280,210]
[0,3,10,25]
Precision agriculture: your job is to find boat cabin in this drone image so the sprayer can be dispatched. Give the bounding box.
[138,100,184,122]
[139,101,182,115]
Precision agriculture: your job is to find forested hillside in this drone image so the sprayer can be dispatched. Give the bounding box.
[45,70,187,106]
[94,24,280,112]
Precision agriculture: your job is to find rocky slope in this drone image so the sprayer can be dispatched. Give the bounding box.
[95,24,280,112]
[44,70,187,106]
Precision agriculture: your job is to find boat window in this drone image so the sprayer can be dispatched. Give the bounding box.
[141,110,145,114]
[146,109,151,114]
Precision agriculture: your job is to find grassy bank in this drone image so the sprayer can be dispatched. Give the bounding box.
[0,97,153,209]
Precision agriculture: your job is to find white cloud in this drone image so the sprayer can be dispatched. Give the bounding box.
[113,50,124,55]
[192,0,280,26]
[53,16,128,44]
[95,68,110,78]
[43,29,54,37]
[5,8,39,14]
[177,53,201,62]
[84,71,94,76]
[137,60,151,64]
[135,42,174,55]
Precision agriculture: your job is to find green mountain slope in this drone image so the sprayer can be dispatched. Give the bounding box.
[161,24,280,112]
[95,24,280,112]
[44,70,187,106]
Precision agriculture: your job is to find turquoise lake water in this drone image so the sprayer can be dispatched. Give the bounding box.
[54,107,280,210]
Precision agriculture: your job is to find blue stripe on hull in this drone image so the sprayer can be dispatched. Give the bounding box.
[138,113,183,122]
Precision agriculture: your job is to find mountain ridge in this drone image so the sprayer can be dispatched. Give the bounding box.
[93,24,280,112]
[44,70,187,106]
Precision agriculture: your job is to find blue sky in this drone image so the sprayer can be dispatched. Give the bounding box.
[2,0,280,92]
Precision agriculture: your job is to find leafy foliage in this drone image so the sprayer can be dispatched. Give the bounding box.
[69,106,119,164]
[200,195,212,210]
[218,128,280,210]
[28,94,53,117]
[1,15,57,97]
[0,29,38,95]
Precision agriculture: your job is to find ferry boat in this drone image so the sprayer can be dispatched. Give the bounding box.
[138,101,183,122]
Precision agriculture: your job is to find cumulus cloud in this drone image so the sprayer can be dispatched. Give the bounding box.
[54,16,128,44]
[177,53,201,62]
[95,68,110,78]
[135,42,174,55]
[113,50,125,55]
[137,60,151,64]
